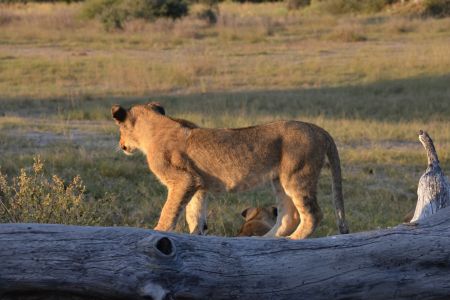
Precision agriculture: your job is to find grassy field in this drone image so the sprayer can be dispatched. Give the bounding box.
[0,2,449,237]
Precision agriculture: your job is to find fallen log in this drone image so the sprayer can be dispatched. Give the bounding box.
[1,208,450,300]
[1,131,450,300]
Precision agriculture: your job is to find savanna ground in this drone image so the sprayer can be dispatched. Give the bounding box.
[0,2,449,237]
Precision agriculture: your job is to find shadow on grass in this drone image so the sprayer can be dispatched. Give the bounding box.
[1,73,449,122]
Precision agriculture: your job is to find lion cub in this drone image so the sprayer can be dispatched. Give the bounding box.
[238,206,278,237]
[112,102,349,239]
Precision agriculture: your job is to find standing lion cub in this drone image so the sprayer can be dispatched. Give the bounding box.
[112,102,349,239]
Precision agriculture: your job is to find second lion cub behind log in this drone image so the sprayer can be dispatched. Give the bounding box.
[238,206,278,237]
[112,102,349,239]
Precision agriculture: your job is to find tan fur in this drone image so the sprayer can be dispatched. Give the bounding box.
[112,102,349,239]
[238,207,278,237]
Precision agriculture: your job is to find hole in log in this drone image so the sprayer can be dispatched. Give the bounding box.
[155,237,174,256]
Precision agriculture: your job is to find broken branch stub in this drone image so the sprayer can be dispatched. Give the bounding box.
[411,130,450,222]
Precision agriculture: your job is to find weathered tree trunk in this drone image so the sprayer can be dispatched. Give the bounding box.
[411,130,450,222]
[2,210,450,300]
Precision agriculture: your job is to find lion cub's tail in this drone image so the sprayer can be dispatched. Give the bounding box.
[326,135,349,234]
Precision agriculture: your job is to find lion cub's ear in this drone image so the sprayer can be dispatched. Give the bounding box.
[111,105,127,123]
[241,207,258,220]
[147,102,165,115]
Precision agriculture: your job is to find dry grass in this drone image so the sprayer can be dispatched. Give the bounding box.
[327,20,368,42]
[0,2,449,237]
[2,86,449,236]
[0,3,449,98]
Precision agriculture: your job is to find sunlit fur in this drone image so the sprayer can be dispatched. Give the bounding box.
[112,103,349,239]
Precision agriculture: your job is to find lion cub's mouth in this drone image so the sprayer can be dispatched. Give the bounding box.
[123,150,134,156]
[120,145,136,156]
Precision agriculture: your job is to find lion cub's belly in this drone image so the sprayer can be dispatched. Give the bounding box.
[197,162,277,193]
[187,128,282,192]
[222,171,275,192]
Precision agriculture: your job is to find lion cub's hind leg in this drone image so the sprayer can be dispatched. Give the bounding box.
[264,179,299,238]
[283,169,323,240]
[186,190,208,235]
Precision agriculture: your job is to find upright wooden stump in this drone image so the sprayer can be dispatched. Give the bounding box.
[411,130,450,222]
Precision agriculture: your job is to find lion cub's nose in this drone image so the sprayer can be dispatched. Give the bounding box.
[121,145,127,151]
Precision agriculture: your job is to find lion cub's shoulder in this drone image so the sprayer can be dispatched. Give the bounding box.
[170,117,198,129]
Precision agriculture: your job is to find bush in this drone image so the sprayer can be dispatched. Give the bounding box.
[310,0,400,15]
[131,0,189,20]
[82,0,189,30]
[191,0,219,25]
[286,0,310,10]
[232,0,283,3]
[423,0,450,17]
[0,157,118,225]
[328,23,368,42]
[196,7,218,24]
[0,0,82,3]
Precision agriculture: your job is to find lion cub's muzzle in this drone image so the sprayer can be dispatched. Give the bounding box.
[120,144,135,156]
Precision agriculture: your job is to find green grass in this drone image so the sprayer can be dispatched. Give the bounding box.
[0,2,449,237]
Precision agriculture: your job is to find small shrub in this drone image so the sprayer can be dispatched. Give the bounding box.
[196,7,218,25]
[311,0,400,15]
[82,0,189,30]
[131,0,189,20]
[384,17,416,34]
[194,0,219,25]
[81,0,126,30]
[0,157,119,225]
[286,0,310,10]
[423,0,450,17]
[329,23,368,42]
[363,0,396,13]
[0,0,81,3]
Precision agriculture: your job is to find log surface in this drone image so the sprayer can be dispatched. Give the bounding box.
[2,207,450,300]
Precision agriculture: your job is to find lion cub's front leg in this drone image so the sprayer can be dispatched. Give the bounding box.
[154,181,197,232]
[186,190,208,235]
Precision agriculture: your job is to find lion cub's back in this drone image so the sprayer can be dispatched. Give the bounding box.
[185,121,327,191]
[186,123,282,190]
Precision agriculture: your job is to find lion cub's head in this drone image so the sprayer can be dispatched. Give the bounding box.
[111,102,165,156]
[238,206,277,237]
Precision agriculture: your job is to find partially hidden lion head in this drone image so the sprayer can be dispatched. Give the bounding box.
[238,206,278,237]
[111,102,165,156]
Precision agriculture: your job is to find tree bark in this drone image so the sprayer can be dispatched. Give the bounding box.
[1,209,450,300]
